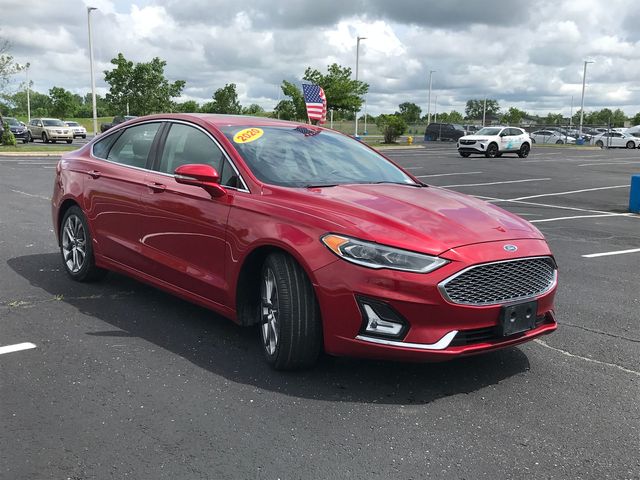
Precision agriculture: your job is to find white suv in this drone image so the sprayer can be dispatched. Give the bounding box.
[457,126,531,158]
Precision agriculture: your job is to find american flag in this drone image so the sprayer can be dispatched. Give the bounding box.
[302,83,327,124]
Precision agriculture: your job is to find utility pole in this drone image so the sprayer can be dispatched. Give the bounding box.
[569,95,574,127]
[25,62,31,122]
[354,36,366,137]
[87,6,98,136]
[482,97,487,127]
[427,70,435,125]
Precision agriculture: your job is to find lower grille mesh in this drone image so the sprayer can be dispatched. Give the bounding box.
[440,257,556,305]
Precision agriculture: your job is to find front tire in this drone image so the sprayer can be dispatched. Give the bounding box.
[518,143,531,158]
[485,143,499,158]
[555,140,564,144]
[66,139,72,144]
[42,132,49,143]
[60,206,107,282]
[459,152,471,157]
[596,140,604,148]
[259,252,322,370]
[626,141,635,149]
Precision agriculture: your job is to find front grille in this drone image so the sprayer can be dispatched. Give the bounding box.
[460,139,476,145]
[439,257,556,305]
[449,315,548,346]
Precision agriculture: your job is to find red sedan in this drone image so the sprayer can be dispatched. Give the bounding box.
[52,114,557,369]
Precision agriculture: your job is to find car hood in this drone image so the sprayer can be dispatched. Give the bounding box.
[272,183,544,256]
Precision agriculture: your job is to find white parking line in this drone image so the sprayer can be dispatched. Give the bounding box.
[416,171,482,178]
[0,342,36,355]
[476,195,637,216]
[530,214,633,223]
[10,189,51,201]
[441,178,550,188]
[578,161,640,167]
[582,248,640,258]
[505,185,628,202]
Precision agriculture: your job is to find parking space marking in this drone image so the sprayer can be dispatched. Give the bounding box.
[0,342,36,355]
[530,214,633,223]
[534,339,640,376]
[10,189,51,201]
[582,248,640,258]
[578,161,640,167]
[505,185,628,202]
[416,171,482,178]
[441,178,550,188]
[476,195,634,216]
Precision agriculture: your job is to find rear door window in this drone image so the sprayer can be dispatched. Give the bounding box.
[106,122,161,168]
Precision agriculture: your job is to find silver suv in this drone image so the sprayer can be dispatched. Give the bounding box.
[27,118,73,144]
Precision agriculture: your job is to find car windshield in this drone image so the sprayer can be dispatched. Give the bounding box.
[66,122,80,126]
[221,126,418,188]
[43,119,65,126]
[453,124,465,131]
[475,127,502,135]
[5,117,20,126]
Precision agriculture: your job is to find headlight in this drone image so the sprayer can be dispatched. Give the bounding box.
[321,234,448,273]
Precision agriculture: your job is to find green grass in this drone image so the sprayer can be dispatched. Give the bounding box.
[0,144,78,153]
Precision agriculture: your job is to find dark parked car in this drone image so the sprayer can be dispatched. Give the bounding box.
[52,114,558,370]
[100,115,137,133]
[424,123,466,142]
[1,116,29,143]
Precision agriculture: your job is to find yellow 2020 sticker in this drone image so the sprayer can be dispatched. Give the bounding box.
[233,127,264,144]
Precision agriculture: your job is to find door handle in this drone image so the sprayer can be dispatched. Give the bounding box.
[87,170,101,179]
[146,182,166,193]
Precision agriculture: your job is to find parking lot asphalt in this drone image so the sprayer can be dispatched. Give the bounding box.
[1,144,638,479]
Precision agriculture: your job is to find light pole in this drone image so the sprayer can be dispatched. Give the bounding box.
[87,6,98,136]
[569,95,574,127]
[24,62,31,122]
[427,70,435,125]
[354,36,366,137]
[434,95,438,122]
[482,97,487,127]
[579,60,594,135]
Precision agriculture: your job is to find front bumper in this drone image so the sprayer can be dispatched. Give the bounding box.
[46,130,73,140]
[457,141,487,153]
[314,238,557,361]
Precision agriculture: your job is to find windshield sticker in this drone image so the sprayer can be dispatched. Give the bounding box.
[234,128,264,144]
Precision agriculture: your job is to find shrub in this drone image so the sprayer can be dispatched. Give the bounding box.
[375,114,407,143]
[1,122,17,146]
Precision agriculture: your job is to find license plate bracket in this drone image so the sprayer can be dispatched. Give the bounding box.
[499,300,537,336]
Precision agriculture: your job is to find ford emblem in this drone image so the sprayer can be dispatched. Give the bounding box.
[503,244,518,252]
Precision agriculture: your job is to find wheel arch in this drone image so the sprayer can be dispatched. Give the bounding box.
[56,199,81,246]
[234,243,320,327]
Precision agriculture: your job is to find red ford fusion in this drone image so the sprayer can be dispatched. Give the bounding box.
[52,114,557,369]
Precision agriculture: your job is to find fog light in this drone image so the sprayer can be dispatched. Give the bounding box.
[357,296,408,339]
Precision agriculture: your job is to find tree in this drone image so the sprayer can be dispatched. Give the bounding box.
[1,121,16,146]
[501,107,527,125]
[272,100,298,120]
[465,99,500,120]
[242,103,265,115]
[175,100,199,113]
[631,112,640,126]
[49,86,77,119]
[436,111,464,124]
[1,90,50,116]
[0,39,21,95]
[397,102,422,124]
[201,83,242,114]
[376,114,407,143]
[104,53,185,116]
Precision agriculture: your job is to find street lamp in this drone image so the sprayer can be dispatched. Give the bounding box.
[354,36,366,137]
[427,70,435,125]
[87,6,98,136]
[579,60,594,135]
[24,62,31,123]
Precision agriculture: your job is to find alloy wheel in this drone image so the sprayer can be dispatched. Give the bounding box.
[61,214,87,273]
[260,267,280,356]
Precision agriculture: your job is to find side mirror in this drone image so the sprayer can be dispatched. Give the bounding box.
[174,164,226,198]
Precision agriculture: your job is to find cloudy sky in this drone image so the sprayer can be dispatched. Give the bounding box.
[2,0,640,116]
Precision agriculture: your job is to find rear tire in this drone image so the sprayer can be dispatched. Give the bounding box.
[485,143,499,158]
[518,143,531,158]
[596,140,604,148]
[59,206,107,282]
[259,252,322,370]
[555,140,564,144]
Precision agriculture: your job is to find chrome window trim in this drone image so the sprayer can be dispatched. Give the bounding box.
[89,118,251,194]
[437,256,558,306]
[356,330,458,351]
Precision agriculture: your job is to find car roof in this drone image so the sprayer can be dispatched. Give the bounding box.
[131,113,315,130]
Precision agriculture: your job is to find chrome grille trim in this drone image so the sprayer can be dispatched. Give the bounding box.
[438,256,557,306]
